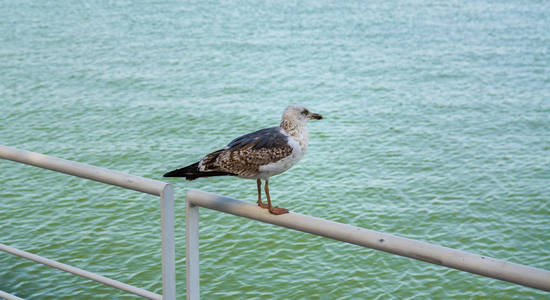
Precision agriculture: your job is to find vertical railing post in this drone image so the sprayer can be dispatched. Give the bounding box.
[186,194,200,300]
[160,184,176,300]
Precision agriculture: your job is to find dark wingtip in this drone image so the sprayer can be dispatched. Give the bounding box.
[163,162,200,178]
[163,161,235,180]
[163,170,177,177]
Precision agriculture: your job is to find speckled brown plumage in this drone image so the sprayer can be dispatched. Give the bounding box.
[199,127,293,178]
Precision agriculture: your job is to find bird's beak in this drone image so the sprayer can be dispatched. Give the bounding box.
[309,112,323,120]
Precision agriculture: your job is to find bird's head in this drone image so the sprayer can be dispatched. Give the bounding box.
[282,105,323,126]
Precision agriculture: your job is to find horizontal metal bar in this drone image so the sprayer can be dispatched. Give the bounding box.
[0,243,162,300]
[0,145,166,196]
[0,290,25,300]
[186,189,550,292]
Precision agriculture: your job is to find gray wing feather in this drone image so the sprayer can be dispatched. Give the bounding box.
[226,127,289,150]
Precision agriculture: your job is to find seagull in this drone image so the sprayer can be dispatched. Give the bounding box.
[163,105,323,215]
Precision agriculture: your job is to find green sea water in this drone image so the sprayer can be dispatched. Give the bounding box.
[1,0,549,298]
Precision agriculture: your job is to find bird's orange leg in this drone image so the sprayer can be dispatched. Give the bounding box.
[257,179,268,209]
[264,179,289,215]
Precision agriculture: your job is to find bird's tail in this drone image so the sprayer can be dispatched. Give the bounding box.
[163,162,234,180]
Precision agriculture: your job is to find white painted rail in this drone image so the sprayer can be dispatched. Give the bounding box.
[0,144,164,196]
[0,145,175,299]
[0,289,24,300]
[0,244,162,300]
[186,189,550,299]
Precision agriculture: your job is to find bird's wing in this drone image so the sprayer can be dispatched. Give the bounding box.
[200,127,293,177]
[226,127,286,150]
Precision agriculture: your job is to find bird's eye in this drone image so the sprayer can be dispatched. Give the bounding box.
[301,109,309,115]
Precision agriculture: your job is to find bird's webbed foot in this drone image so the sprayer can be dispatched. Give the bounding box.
[257,201,269,209]
[269,206,289,215]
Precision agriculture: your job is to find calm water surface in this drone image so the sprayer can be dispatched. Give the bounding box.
[1,0,549,299]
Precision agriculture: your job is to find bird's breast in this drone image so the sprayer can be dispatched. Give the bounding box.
[256,137,304,179]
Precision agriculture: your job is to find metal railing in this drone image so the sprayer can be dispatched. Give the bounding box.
[185,189,550,299]
[0,145,175,299]
[3,144,550,299]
